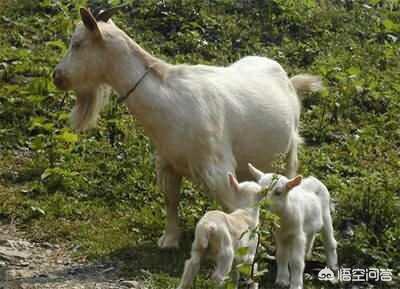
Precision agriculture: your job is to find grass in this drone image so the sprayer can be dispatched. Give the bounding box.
[1,0,400,288]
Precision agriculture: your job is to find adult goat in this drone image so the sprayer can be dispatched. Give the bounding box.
[53,7,322,248]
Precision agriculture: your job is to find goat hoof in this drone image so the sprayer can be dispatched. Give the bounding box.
[275,279,290,287]
[211,273,224,285]
[158,231,180,248]
[249,282,259,289]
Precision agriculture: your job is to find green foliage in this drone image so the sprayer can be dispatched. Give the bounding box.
[0,0,399,288]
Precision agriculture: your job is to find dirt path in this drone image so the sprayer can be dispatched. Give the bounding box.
[0,223,144,289]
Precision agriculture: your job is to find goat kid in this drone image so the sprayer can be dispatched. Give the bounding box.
[248,164,338,289]
[178,172,263,289]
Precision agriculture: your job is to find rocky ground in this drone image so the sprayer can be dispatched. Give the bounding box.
[0,223,145,289]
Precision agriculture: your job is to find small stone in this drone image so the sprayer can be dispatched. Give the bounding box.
[42,242,54,249]
[120,280,140,288]
[0,247,31,260]
[18,260,29,267]
[68,267,83,275]
[0,239,9,246]
[46,273,58,280]
[19,240,33,249]
[101,266,115,274]
[34,272,49,278]
[8,269,32,279]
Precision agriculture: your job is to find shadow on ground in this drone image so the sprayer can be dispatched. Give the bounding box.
[104,231,195,278]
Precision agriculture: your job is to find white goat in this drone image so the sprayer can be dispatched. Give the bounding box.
[177,173,262,289]
[248,164,338,289]
[54,7,322,248]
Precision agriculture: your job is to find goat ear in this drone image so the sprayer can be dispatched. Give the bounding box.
[80,8,102,37]
[248,163,263,181]
[228,173,240,193]
[286,175,302,191]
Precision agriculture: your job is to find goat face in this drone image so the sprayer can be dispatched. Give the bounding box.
[266,175,303,214]
[248,163,303,213]
[228,173,263,208]
[53,8,112,91]
[53,8,125,131]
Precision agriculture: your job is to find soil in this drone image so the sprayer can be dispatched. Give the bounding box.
[0,223,144,289]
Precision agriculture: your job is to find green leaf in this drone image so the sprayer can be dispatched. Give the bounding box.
[383,19,399,32]
[57,112,70,122]
[29,116,54,132]
[254,268,269,277]
[236,246,249,257]
[224,281,236,289]
[56,131,78,143]
[31,135,45,150]
[237,263,252,276]
[347,66,360,76]
[30,206,45,216]
[46,40,66,51]
[41,168,52,180]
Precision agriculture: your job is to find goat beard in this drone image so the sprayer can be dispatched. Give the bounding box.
[70,85,110,132]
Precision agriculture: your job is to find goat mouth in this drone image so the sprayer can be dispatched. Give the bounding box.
[53,78,70,91]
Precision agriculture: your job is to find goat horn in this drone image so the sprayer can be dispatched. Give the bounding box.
[95,4,129,22]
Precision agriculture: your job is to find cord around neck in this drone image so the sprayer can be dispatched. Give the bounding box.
[117,67,151,104]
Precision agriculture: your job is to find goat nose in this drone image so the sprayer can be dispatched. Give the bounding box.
[53,68,64,88]
[53,69,61,81]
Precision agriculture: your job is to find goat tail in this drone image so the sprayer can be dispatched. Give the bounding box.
[290,74,323,98]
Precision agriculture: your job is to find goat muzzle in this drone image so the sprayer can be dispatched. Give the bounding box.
[53,69,69,90]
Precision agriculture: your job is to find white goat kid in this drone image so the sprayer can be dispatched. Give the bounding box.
[178,173,262,289]
[248,164,338,289]
[54,7,322,248]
